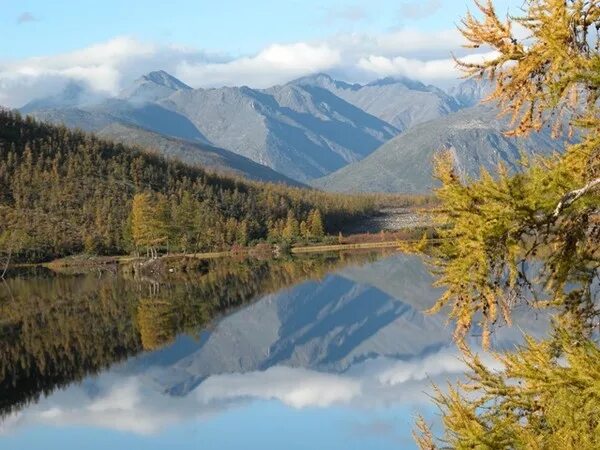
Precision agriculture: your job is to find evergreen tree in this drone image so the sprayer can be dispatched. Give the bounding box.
[283,211,300,240]
[308,209,325,238]
[415,333,600,449]
[172,191,197,252]
[236,220,249,246]
[413,1,600,447]
[0,109,379,262]
[131,192,169,258]
[300,220,309,239]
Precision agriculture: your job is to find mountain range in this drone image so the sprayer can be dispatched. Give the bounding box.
[291,73,460,130]
[313,104,561,193]
[20,71,563,191]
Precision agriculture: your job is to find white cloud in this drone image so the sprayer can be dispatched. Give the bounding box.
[376,28,463,55]
[1,37,153,93]
[377,348,503,386]
[195,366,361,408]
[0,37,222,107]
[358,51,499,82]
[177,43,341,89]
[0,28,493,107]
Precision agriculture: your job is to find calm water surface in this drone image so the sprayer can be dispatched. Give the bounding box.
[0,252,548,449]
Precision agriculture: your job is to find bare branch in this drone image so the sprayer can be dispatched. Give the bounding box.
[0,247,12,280]
[553,177,600,218]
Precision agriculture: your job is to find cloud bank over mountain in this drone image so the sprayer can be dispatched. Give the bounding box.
[0,27,491,107]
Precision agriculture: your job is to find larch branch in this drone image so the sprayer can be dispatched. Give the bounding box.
[553,177,600,218]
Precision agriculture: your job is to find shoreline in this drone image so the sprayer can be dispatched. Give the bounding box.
[5,210,436,271]
[34,238,419,271]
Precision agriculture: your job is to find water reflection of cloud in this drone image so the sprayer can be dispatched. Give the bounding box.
[376,348,504,387]
[0,345,482,437]
[0,253,553,441]
[196,366,361,408]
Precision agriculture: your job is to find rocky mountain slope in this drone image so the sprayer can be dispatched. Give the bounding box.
[291,73,460,130]
[22,75,300,185]
[23,71,401,183]
[120,70,192,103]
[449,77,495,108]
[97,123,303,185]
[159,82,398,181]
[313,104,562,193]
[21,71,538,190]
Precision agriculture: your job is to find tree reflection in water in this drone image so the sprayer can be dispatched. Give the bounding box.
[0,251,388,418]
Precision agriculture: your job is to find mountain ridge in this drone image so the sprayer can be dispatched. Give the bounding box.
[289,73,460,131]
[157,81,399,181]
[313,104,562,193]
[21,71,509,188]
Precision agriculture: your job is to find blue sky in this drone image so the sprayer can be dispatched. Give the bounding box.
[0,0,524,106]
[3,0,522,58]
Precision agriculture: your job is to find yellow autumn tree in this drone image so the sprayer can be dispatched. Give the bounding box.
[131,192,170,258]
[422,0,600,347]
[414,1,600,447]
[282,211,300,240]
[308,209,325,238]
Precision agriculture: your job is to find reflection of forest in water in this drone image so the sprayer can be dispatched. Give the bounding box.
[0,251,388,418]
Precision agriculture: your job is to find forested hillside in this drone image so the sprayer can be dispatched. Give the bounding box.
[0,110,375,262]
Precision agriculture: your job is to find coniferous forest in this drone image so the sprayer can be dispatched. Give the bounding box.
[0,110,377,262]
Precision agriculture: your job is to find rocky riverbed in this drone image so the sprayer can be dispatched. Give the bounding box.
[341,207,433,234]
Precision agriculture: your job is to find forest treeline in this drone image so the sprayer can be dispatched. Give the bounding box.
[0,110,385,262]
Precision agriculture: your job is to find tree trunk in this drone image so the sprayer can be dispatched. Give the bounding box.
[553,177,600,217]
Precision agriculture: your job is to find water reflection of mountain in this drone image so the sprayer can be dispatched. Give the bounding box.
[0,252,550,443]
[142,254,549,398]
[0,252,384,417]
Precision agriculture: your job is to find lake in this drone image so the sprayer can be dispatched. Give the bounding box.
[0,251,549,449]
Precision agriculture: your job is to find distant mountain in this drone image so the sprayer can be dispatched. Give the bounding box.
[97,122,303,185]
[21,71,310,184]
[23,71,399,183]
[120,70,192,103]
[449,78,495,108]
[21,71,514,187]
[291,73,460,130]
[20,81,99,113]
[159,82,399,181]
[26,102,298,185]
[313,104,562,193]
[24,74,209,145]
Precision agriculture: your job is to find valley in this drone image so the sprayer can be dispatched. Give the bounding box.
[2,0,597,448]
[5,70,561,266]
